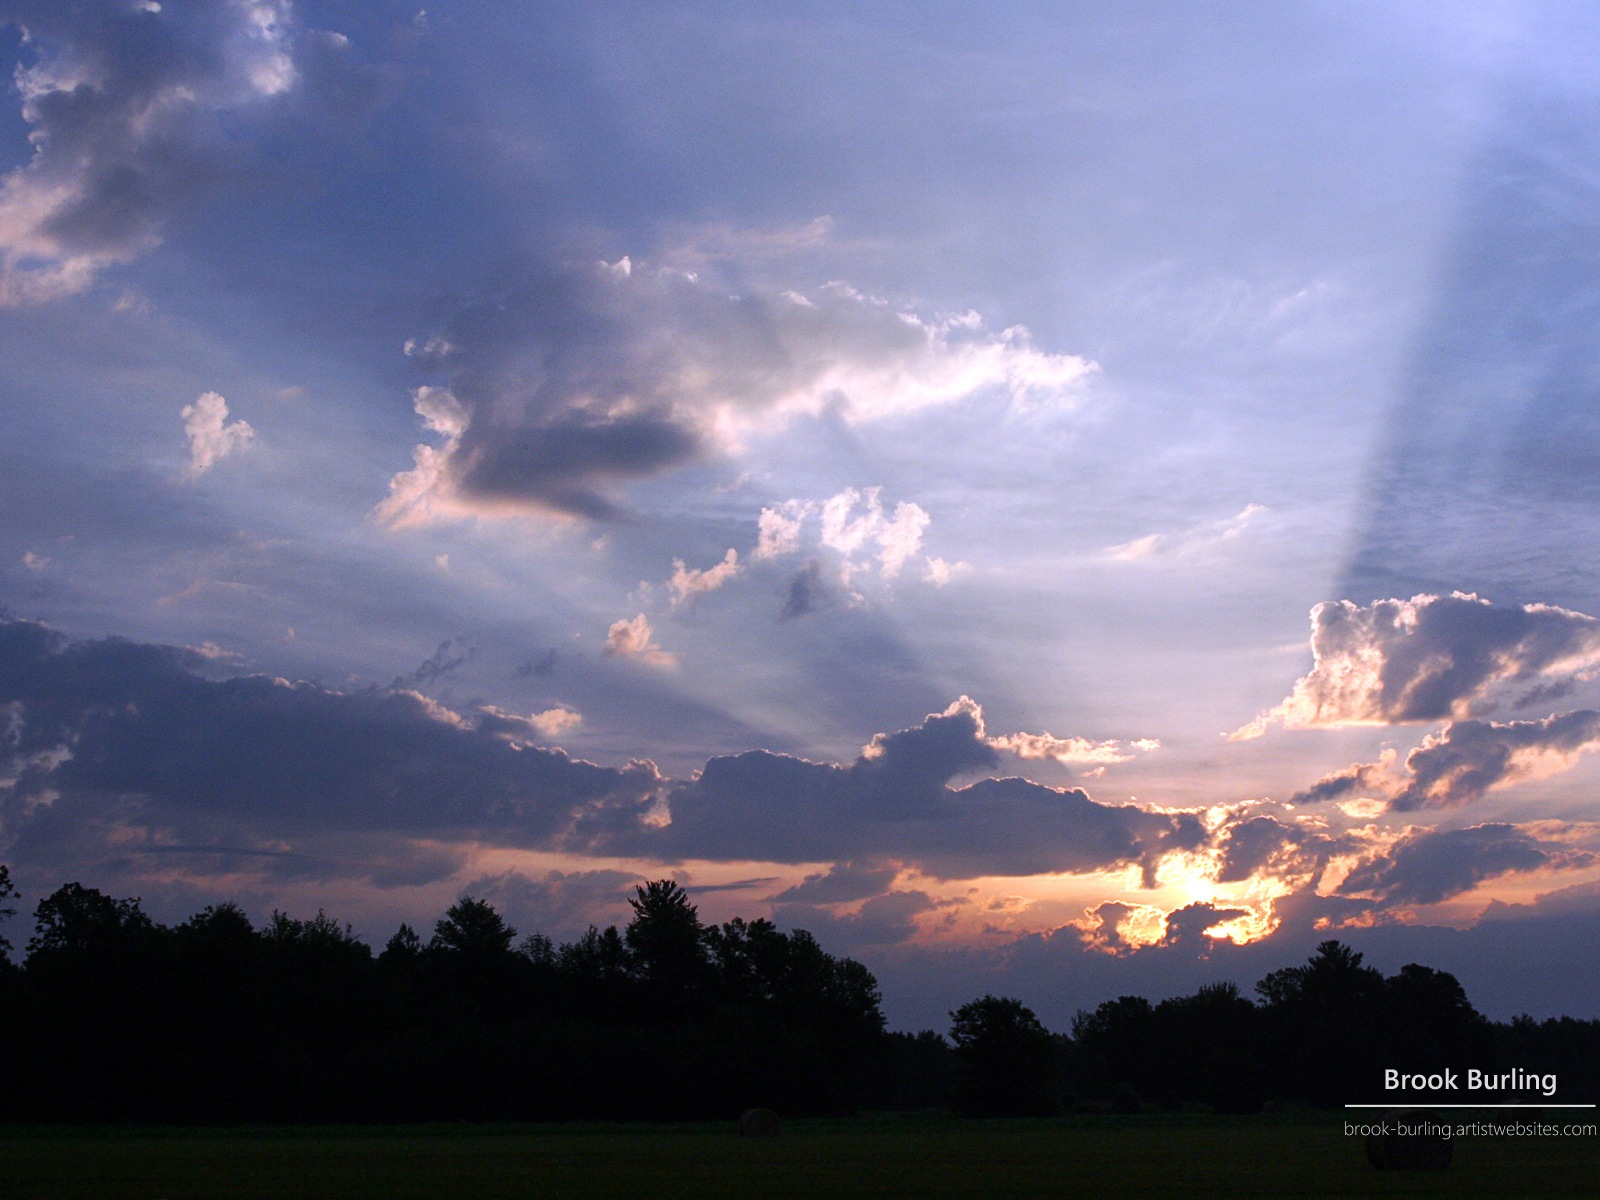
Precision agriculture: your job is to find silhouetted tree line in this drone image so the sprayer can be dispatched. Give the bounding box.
[880,941,1600,1116]
[0,874,882,1122]
[0,867,1595,1123]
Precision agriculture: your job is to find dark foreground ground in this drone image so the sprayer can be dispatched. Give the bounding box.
[2,1111,1594,1199]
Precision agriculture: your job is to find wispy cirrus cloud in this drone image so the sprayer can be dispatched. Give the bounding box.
[1105,503,1266,562]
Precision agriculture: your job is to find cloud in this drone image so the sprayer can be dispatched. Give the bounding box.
[181,392,255,479]
[0,616,659,882]
[935,696,1161,773]
[1388,711,1600,810]
[922,556,966,587]
[820,487,931,580]
[667,548,740,606]
[771,889,940,949]
[1232,593,1600,738]
[602,613,676,668]
[1208,812,1350,887]
[1214,815,1298,883]
[0,618,1211,899]
[755,486,945,596]
[377,259,1093,523]
[21,551,48,571]
[620,697,1206,880]
[389,636,475,690]
[779,559,833,621]
[771,861,901,904]
[1291,712,1600,812]
[1337,823,1593,906]
[476,704,582,742]
[754,499,815,559]
[0,0,310,303]
[1105,503,1266,562]
[988,730,1159,769]
[514,649,558,678]
[1289,749,1399,805]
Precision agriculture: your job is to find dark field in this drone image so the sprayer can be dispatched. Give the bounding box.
[2,1112,1594,1200]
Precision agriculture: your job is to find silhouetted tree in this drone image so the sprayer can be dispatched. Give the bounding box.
[0,863,17,959]
[26,881,153,959]
[626,880,706,995]
[869,1030,956,1110]
[380,922,424,963]
[1256,940,1387,1104]
[950,995,1058,1116]
[430,897,517,958]
[1070,994,1157,1098]
[1383,963,1489,1074]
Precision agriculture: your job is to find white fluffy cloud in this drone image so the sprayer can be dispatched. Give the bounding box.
[181,391,255,479]
[820,487,931,581]
[754,499,816,560]
[1232,593,1600,739]
[667,548,741,606]
[756,486,954,593]
[602,613,676,668]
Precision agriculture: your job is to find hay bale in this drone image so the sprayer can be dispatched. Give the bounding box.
[1365,1109,1452,1171]
[739,1107,781,1138]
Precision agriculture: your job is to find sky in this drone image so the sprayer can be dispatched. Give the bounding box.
[5,0,1600,1030]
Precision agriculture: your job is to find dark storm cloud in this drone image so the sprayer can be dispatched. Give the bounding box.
[0,619,1213,890]
[1337,824,1591,906]
[0,0,364,302]
[613,699,1206,880]
[0,617,659,871]
[1236,593,1600,737]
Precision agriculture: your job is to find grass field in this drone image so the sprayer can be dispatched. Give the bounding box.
[2,1111,1594,1199]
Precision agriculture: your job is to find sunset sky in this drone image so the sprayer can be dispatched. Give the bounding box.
[5,0,1600,1029]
